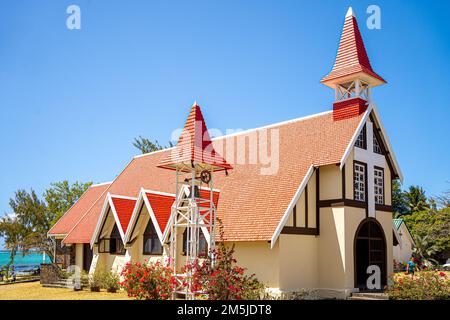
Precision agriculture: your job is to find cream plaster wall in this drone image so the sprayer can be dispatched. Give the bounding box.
[319,165,342,200]
[376,210,394,276]
[231,241,280,288]
[278,234,318,289]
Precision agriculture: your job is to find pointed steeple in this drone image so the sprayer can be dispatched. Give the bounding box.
[321,7,386,88]
[322,8,386,121]
[158,102,232,172]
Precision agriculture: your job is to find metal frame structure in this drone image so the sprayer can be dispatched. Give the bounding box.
[169,165,217,300]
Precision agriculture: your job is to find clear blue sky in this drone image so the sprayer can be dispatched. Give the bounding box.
[1,0,449,248]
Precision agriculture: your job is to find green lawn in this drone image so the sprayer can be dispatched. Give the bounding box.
[0,281,132,300]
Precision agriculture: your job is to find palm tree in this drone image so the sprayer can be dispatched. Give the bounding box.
[412,234,439,268]
[404,186,429,214]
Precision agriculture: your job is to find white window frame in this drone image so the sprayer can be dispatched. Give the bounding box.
[355,125,367,149]
[373,133,383,155]
[374,167,384,205]
[354,162,366,202]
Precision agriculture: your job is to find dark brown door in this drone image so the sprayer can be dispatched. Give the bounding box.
[354,219,387,290]
[82,244,93,272]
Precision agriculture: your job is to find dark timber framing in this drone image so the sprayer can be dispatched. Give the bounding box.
[305,185,308,228]
[293,205,297,227]
[281,168,319,236]
[342,164,346,199]
[316,167,320,236]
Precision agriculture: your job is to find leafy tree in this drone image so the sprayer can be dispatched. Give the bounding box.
[404,185,429,214]
[44,180,92,226]
[432,188,450,209]
[0,215,25,266]
[133,136,173,154]
[411,234,439,268]
[6,189,53,259]
[403,208,450,262]
[0,181,92,265]
[392,180,408,215]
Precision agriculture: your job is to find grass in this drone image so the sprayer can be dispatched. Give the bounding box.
[0,281,132,300]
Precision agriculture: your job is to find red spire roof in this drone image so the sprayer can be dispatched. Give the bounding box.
[158,102,232,172]
[321,7,386,87]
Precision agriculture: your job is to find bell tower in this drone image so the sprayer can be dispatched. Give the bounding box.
[158,102,232,300]
[321,7,386,121]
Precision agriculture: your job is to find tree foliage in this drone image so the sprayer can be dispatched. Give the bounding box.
[404,185,430,213]
[133,136,173,154]
[403,208,450,262]
[392,180,409,215]
[44,180,92,226]
[0,181,91,264]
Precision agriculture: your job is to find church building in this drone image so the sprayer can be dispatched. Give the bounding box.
[48,7,403,299]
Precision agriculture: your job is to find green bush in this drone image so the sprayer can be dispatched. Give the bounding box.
[89,270,105,292]
[387,271,450,300]
[103,271,120,293]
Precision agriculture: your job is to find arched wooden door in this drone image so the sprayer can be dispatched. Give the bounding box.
[354,218,387,290]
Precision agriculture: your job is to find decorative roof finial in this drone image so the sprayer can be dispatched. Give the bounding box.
[346,7,355,18]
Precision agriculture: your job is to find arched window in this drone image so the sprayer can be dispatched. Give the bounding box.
[354,219,387,289]
[143,219,162,255]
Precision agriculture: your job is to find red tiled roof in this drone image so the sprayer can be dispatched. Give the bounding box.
[48,182,110,236]
[110,196,136,234]
[158,103,232,172]
[145,192,175,234]
[321,9,385,85]
[63,110,363,244]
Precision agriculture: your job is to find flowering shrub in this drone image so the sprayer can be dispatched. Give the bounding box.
[120,261,173,300]
[387,271,450,300]
[120,221,265,300]
[180,222,265,300]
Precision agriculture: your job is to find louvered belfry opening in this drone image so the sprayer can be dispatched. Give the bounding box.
[158,102,232,300]
[321,7,386,121]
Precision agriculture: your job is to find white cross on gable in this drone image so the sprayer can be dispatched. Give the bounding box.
[353,119,385,217]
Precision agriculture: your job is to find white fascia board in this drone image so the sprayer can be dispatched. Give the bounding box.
[141,189,176,198]
[339,104,373,170]
[124,189,146,244]
[270,165,315,249]
[370,106,404,182]
[108,196,127,244]
[90,193,112,248]
[142,190,165,244]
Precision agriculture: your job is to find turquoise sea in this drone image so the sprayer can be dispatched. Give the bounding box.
[0,250,51,271]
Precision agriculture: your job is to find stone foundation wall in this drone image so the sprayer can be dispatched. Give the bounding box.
[265,288,356,300]
[40,263,60,284]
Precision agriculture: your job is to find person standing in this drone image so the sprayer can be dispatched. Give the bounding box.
[406,257,415,276]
